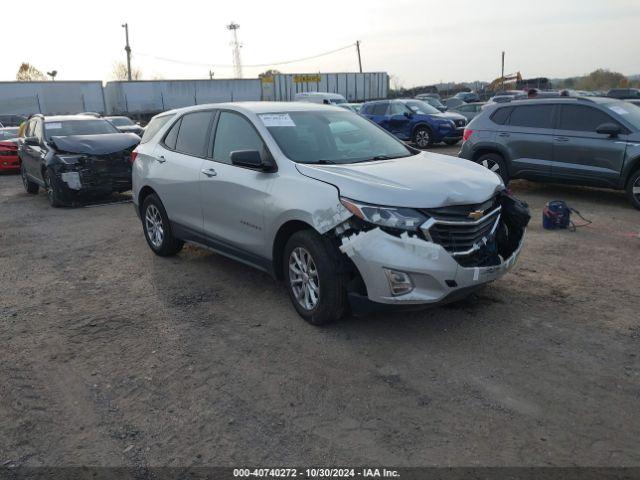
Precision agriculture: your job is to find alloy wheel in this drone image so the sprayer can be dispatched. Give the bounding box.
[21,167,28,189]
[481,158,501,175]
[288,247,320,311]
[44,172,54,203]
[415,130,431,148]
[145,204,164,248]
[633,176,640,203]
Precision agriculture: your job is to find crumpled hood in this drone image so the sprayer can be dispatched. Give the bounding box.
[50,133,140,155]
[295,152,503,208]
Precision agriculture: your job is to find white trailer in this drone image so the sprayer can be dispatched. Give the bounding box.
[103,79,263,115]
[261,72,389,102]
[0,81,105,115]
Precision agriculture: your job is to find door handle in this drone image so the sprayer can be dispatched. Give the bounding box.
[156,155,167,163]
[201,167,217,177]
[498,132,510,137]
[554,137,570,142]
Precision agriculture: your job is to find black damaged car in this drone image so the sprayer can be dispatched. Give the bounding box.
[19,114,140,207]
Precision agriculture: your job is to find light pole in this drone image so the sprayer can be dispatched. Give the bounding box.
[47,70,58,81]
[122,23,132,81]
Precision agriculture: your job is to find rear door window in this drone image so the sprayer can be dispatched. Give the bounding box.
[371,103,389,116]
[490,107,512,125]
[508,105,554,129]
[140,114,174,144]
[558,105,621,133]
[163,118,181,150]
[174,111,214,157]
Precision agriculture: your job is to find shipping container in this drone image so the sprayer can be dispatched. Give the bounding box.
[103,79,263,115]
[262,72,388,102]
[0,81,105,116]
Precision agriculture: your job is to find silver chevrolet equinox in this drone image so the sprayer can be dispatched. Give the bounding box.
[132,102,529,325]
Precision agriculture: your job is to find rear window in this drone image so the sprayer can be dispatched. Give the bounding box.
[490,107,512,125]
[370,103,389,115]
[140,114,174,144]
[508,105,554,129]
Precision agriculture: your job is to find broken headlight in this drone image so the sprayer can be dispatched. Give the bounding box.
[340,197,428,232]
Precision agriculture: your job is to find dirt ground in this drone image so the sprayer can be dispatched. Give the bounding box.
[1,146,639,469]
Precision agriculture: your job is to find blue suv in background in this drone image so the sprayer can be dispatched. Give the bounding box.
[360,99,467,148]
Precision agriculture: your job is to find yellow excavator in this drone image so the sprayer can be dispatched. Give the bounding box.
[488,72,523,91]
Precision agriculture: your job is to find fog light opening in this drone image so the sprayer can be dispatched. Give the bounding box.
[383,268,414,296]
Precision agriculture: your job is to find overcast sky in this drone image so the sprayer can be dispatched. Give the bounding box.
[2,0,638,87]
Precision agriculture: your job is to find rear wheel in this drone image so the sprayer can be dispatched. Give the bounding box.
[476,153,509,184]
[283,230,347,325]
[142,194,184,256]
[413,127,433,149]
[626,169,640,210]
[43,168,63,207]
[21,165,39,194]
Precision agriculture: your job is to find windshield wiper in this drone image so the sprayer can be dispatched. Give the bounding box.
[312,159,338,164]
[353,154,408,163]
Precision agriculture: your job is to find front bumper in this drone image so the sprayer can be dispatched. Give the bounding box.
[443,127,465,141]
[340,227,524,305]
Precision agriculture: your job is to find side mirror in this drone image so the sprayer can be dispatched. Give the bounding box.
[403,111,413,118]
[25,136,39,146]
[230,150,270,170]
[596,123,621,137]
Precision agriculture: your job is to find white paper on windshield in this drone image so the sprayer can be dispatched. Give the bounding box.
[259,114,295,127]
[609,105,629,115]
[45,122,62,129]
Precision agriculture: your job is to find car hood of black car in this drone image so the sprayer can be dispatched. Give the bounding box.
[50,133,140,155]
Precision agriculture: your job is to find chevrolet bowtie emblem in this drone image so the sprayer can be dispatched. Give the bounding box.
[468,209,485,220]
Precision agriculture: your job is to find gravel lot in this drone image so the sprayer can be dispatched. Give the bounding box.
[1,145,639,468]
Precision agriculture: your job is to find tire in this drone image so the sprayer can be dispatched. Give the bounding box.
[43,168,63,207]
[476,153,509,184]
[141,193,184,256]
[413,127,433,149]
[444,139,460,146]
[626,169,640,210]
[21,165,39,194]
[283,230,348,325]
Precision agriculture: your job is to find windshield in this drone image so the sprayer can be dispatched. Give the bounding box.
[107,117,134,126]
[44,119,119,139]
[261,110,414,164]
[0,128,19,140]
[404,100,440,115]
[607,101,640,130]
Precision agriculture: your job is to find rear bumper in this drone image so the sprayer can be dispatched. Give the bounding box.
[339,227,524,306]
[0,155,20,171]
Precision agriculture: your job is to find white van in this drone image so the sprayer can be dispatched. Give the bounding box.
[294,92,347,105]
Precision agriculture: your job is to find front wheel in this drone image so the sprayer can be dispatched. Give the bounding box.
[21,165,39,194]
[43,168,63,207]
[626,169,640,210]
[283,230,348,325]
[142,194,184,256]
[477,153,509,185]
[413,127,433,149]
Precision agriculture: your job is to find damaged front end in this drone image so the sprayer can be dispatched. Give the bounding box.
[329,191,530,308]
[47,133,139,204]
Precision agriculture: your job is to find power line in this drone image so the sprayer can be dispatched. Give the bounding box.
[135,43,357,69]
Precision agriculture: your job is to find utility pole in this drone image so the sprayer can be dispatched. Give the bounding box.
[356,41,363,73]
[501,51,505,91]
[122,23,132,81]
[227,22,243,79]
[47,70,57,81]
[209,70,215,80]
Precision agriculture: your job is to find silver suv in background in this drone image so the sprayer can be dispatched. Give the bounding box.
[132,102,528,325]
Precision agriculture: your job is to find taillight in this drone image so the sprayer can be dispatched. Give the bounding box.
[130,151,138,163]
[463,129,474,142]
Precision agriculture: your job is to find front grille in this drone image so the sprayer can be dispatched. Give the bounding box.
[421,197,501,256]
